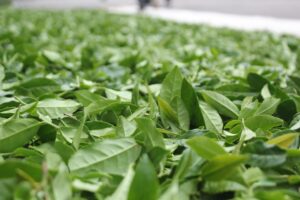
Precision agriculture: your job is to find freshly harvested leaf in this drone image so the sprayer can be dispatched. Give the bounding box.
[267,133,299,149]
[85,99,132,116]
[242,141,286,168]
[136,118,165,150]
[201,90,239,118]
[245,115,283,131]
[107,166,135,200]
[201,154,247,181]
[159,67,182,105]
[157,97,178,125]
[255,97,280,116]
[1,8,300,199]
[199,101,223,134]
[16,78,60,97]
[128,155,159,200]
[0,119,41,153]
[173,149,202,180]
[0,160,42,181]
[203,180,246,194]
[187,136,227,160]
[43,50,64,64]
[75,90,105,106]
[181,79,203,128]
[68,138,141,175]
[52,170,72,200]
[37,99,80,119]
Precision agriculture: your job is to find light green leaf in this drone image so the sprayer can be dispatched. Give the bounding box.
[199,101,223,134]
[201,154,247,181]
[245,115,283,131]
[203,180,246,194]
[186,136,227,160]
[43,50,64,64]
[255,97,280,116]
[136,118,165,150]
[0,119,41,153]
[68,138,141,175]
[0,65,4,87]
[159,67,183,105]
[75,90,105,106]
[85,99,132,116]
[37,99,80,119]
[17,78,60,97]
[157,97,178,125]
[267,133,299,149]
[107,166,135,200]
[201,90,239,118]
[52,170,72,200]
[128,155,159,200]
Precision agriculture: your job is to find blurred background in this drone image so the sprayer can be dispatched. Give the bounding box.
[4,0,300,19]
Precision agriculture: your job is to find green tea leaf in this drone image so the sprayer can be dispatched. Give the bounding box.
[136,118,165,150]
[201,154,247,181]
[68,138,141,175]
[201,90,239,118]
[267,133,299,149]
[181,79,203,128]
[128,155,159,200]
[37,99,80,119]
[245,115,283,131]
[199,101,223,134]
[159,67,182,105]
[0,119,41,153]
[187,136,227,160]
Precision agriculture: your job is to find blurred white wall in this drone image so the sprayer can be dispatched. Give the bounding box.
[12,0,300,19]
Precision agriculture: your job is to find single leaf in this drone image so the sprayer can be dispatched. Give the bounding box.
[128,155,159,200]
[43,50,64,64]
[157,97,178,125]
[242,141,286,168]
[181,79,203,128]
[173,149,201,180]
[267,133,299,149]
[107,166,135,200]
[16,78,60,97]
[201,90,239,118]
[74,90,105,106]
[37,99,80,119]
[136,118,165,150]
[245,115,283,131]
[0,119,41,153]
[203,180,246,194]
[176,96,190,130]
[187,136,227,160]
[52,170,72,200]
[85,99,132,116]
[0,160,42,181]
[159,67,183,106]
[290,115,300,130]
[201,154,247,181]
[255,97,280,116]
[199,101,223,134]
[68,138,141,175]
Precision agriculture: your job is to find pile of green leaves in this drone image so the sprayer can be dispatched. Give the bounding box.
[1,8,300,200]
